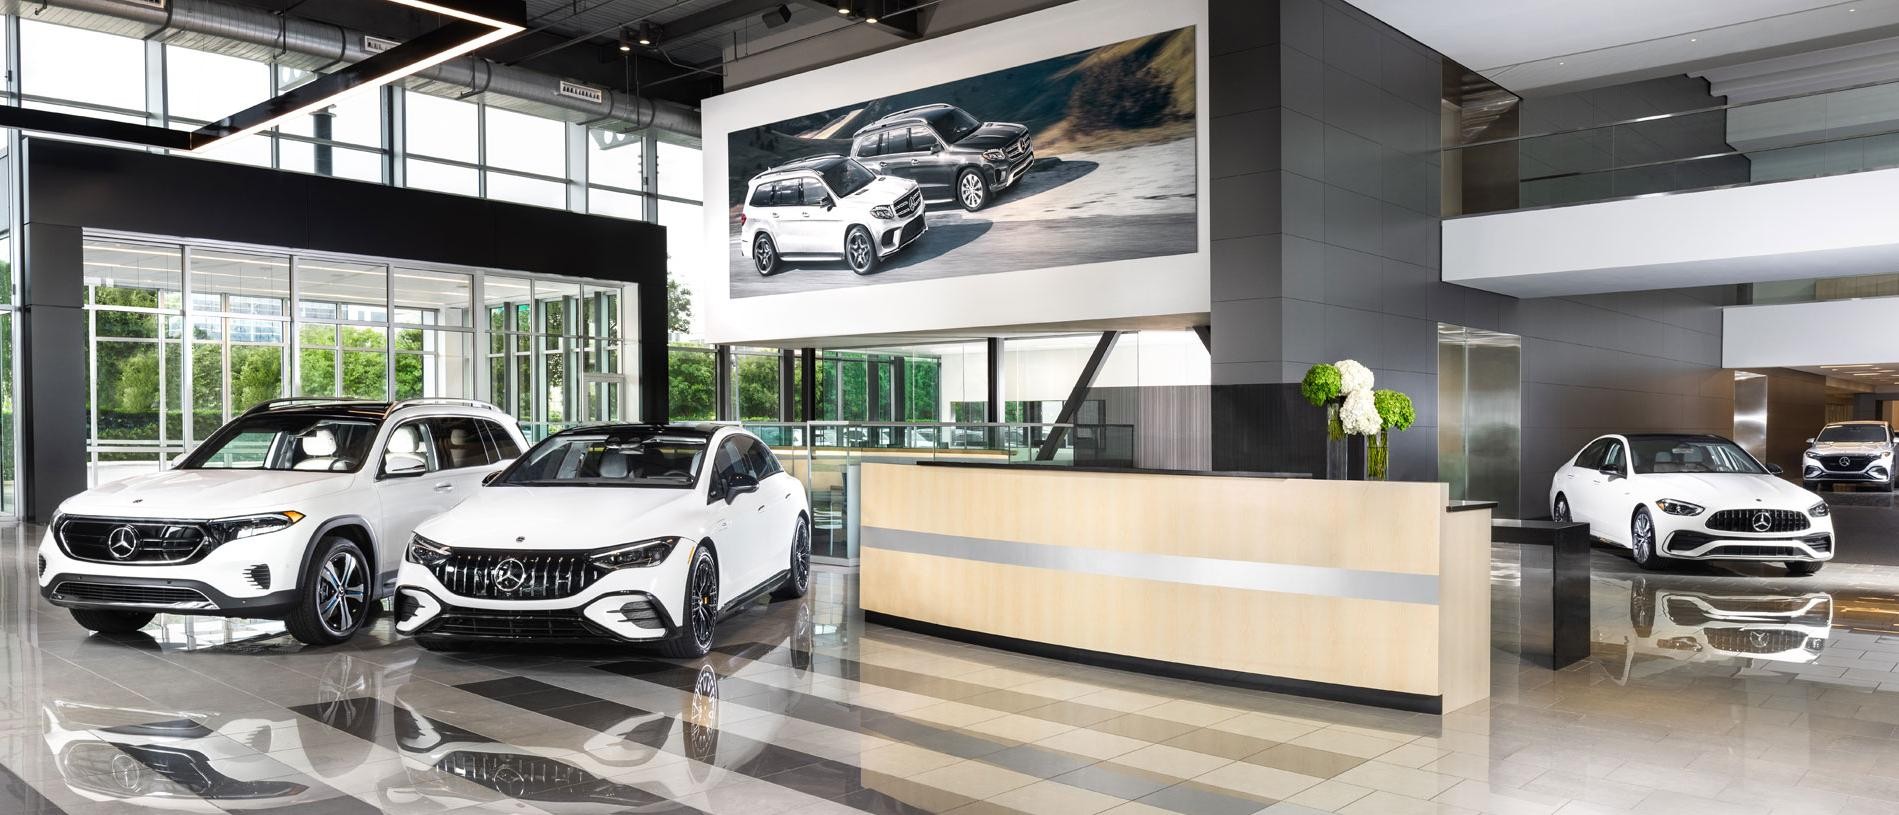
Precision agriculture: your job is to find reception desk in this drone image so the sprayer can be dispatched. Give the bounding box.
[859,462,1494,713]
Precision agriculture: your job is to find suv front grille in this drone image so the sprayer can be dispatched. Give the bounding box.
[1006,136,1028,159]
[1706,509,1810,533]
[57,517,212,564]
[893,188,923,219]
[1705,628,1810,654]
[51,581,210,607]
[425,550,602,600]
[1820,454,1876,471]
[428,608,601,639]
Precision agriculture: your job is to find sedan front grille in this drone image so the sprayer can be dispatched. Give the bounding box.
[56,517,211,564]
[426,550,601,600]
[1705,628,1811,654]
[51,581,210,608]
[428,608,601,639]
[1706,509,1810,534]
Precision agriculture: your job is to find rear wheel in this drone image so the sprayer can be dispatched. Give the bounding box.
[772,518,811,600]
[753,233,780,275]
[659,546,719,659]
[844,226,878,275]
[285,537,371,646]
[1786,561,1824,576]
[1630,508,1664,570]
[69,608,154,634]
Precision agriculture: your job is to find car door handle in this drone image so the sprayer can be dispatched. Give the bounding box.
[755,505,766,513]
[432,482,454,493]
[714,521,728,532]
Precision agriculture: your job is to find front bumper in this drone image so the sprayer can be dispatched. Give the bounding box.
[1803,457,1892,483]
[877,211,928,256]
[1662,530,1833,561]
[393,551,690,642]
[992,151,1035,189]
[37,525,307,617]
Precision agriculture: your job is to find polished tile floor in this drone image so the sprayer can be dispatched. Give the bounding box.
[7,522,1899,815]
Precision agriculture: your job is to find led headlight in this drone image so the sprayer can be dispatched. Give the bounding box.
[1810,501,1831,517]
[982,149,1007,161]
[208,511,304,542]
[871,205,895,219]
[591,537,684,570]
[1655,499,1704,516]
[408,533,450,566]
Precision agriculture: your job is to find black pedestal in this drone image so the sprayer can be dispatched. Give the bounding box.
[1494,519,1592,669]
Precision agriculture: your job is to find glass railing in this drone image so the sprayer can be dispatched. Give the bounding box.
[1448,76,1899,214]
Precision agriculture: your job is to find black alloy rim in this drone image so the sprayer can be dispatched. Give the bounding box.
[792,522,811,591]
[690,553,718,651]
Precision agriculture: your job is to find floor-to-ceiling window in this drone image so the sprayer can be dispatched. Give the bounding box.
[83,237,635,484]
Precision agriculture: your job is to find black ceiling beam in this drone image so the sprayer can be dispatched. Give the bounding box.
[661,0,800,42]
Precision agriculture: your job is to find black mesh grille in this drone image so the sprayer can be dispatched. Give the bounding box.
[429,608,600,639]
[1706,509,1810,533]
[1716,545,1808,558]
[426,550,601,600]
[57,517,211,564]
[37,555,45,577]
[395,593,421,623]
[899,217,924,244]
[1705,628,1811,654]
[53,581,208,606]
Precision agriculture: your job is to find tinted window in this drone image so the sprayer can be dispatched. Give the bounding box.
[479,420,521,459]
[854,133,881,158]
[383,422,437,474]
[925,107,983,143]
[818,159,875,198]
[748,182,774,206]
[501,429,707,487]
[742,438,780,478]
[879,128,908,154]
[430,417,494,470]
[1817,424,1891,443]
[713,439,749,484]
[800,179,830,206]
[769,182,800,206]
[908,125,939,152]
[1574,439,1610,469]
[180,413,378,472]
[1630,438,1765,475]
[1601,441,1625,473]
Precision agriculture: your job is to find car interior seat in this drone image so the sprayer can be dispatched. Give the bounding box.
[292,429,342,471]
[445,426,482,468]
[383,425,429,473]
[598,450,631,479]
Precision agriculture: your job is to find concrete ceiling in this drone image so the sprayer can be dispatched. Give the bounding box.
[1347,0,1899,95]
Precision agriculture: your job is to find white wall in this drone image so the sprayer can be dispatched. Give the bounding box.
[1724,296,1899,368]
[700,0,1209,346]
[1443,166,1899,298]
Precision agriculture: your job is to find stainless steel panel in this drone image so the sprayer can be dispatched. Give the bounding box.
[1439,324,1522,518]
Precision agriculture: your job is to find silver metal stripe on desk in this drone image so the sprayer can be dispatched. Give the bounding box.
[862,527,1439,606]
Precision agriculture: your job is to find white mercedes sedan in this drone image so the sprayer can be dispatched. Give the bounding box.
[1551,434,1833,575]
[394,423,811,657]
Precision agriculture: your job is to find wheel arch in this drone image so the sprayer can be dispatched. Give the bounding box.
[302,516,378,596]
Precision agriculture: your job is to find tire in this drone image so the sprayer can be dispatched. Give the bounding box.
[844,226,879,276]
[956,168,989,211]
[753,233,780,276]
[1628,577,1654,639]
[659,546,719,659]
[1552,494,1571,523]
[69,608,154,634]
[1630,507,1664,570]
[1786,561,1824,576]
[772,517,812,601]
[284,536,372,647]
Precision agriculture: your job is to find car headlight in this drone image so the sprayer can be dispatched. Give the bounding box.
[591,537,685,570]
[1803,452,1819,460]
[1655,499,1704,516]
[1810,501,1831,517]
[1880,451,1893,459]
[408,533,450,566]
[982,149,1007,161]
[207,511,304,542]
[870,205,894,219]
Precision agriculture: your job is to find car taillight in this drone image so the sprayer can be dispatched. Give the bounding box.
[738,213,747,226]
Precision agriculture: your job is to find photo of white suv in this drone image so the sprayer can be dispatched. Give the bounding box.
[1802,420,1897,491]
[739,154,926,276]
[39,398,526,645]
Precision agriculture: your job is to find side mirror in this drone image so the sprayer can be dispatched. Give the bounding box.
[383,455,427,477]
[482,470,503,486]
[1768,463,1786,475]
[819,197,835,210]
[929,143,942,154]
[1805,438,1815,445]
[725,472,759,500]
[1597,465,1621,478]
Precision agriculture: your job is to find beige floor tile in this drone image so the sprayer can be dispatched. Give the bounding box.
[1214,712,1325,742]
[1143,699,1246,728]
[988,779,1129,815]
[1099,802,1180,815]
[1194,760,1324,801]
[1165,727,1280,760]
[963,712,1079,743]
[1433,779,1565,815]
[1286,778,1375,811]
[913,759,1045,799]
[1338,789,1479,815]
[1378,743,1454,769]
[1116,743,1235,779]
[1034,727,1153,761]
[1248,742,1366,778]
[1292,728,1416,760]
[859,742,964,776]
[1332,761,1463,799]
[908,700,1009,728]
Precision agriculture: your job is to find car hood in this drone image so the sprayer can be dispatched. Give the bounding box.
[1808,441,1892,455]
[846,174,917,204]
[59,469,354,518]
[414,485,705,550]
[1640,472,1821,509]
[953,122,1028,149]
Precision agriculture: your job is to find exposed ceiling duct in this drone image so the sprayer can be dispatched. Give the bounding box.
[0,0,701,142]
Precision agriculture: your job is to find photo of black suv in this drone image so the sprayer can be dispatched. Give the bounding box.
[849,103,1034,211]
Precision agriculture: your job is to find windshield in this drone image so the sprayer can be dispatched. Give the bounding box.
[1817,424,1892,443]
[180,414,379,472]
[499,430,707,487]
[819,159,875,198]
[1629,438,1766,475]
[930,107,983,143]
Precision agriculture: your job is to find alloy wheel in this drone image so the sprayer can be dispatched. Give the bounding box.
[792,522,811,593]
[1554,497,1569,522]
[754,235,775,273]
[960,173,985,209]
[689,553,718,652]
[316,550,368,637]
[847,231,872,271]
[1633,512,1654,560]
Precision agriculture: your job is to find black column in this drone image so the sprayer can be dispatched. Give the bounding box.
[985,337,1003,423]
[867,355,883,421]
[714,344,733,420]
[800,348,817,421]
[20,222,87,523]
[891,356,907,422]
[778,349,796,421]
[312,107,336,177]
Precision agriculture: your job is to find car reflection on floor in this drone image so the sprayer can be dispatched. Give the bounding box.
[1593,575,1833,683]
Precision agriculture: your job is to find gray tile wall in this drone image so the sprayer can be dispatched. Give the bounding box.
[1208,0,1737,513]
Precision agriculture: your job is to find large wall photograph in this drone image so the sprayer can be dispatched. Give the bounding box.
[726,25,1197,299]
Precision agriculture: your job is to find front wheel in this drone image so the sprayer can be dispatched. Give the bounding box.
[753,233,780,276]
[1630,508,1664,570]
[956,168,990,211]
[284,537,371,646]
[70,608,154,634]
[1786,561,1824,576]
[772,518,811,600]
[659,546,719,659]
[1552,494,1571,523]
[844,226,879,275]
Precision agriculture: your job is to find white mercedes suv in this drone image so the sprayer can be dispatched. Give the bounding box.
[39,399,526,645]
[1802,420,1897,491]
[395,423,811,658]
[739,154,926,276]
[1551,433,1834,575]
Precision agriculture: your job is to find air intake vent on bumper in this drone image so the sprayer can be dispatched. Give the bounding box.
[245,564,270,590]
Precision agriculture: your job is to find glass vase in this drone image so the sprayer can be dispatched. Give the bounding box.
[1366,431,1390,481]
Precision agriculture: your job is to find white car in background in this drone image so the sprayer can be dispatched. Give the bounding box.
[395,423,811,658]
[1802,420,1898,491]
[739,154,927,276]
[1550,433,1834,575]
[38,398,525,645]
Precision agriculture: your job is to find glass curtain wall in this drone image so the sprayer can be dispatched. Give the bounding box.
[84,237,634,485]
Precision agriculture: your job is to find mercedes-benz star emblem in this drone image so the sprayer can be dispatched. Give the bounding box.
[1752,511,1773,533]
[1840,457,1852,468]
[491,558,528,593]
[106,526,140,560]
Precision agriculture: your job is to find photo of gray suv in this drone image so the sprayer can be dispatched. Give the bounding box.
[850,103,1034,211]
[1802,420,1898,491]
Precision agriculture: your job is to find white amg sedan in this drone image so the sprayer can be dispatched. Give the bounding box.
[394,423,811,657]
[1551,434,1833,575]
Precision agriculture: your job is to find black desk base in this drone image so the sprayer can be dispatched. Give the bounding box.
[1494,520,1592,669]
